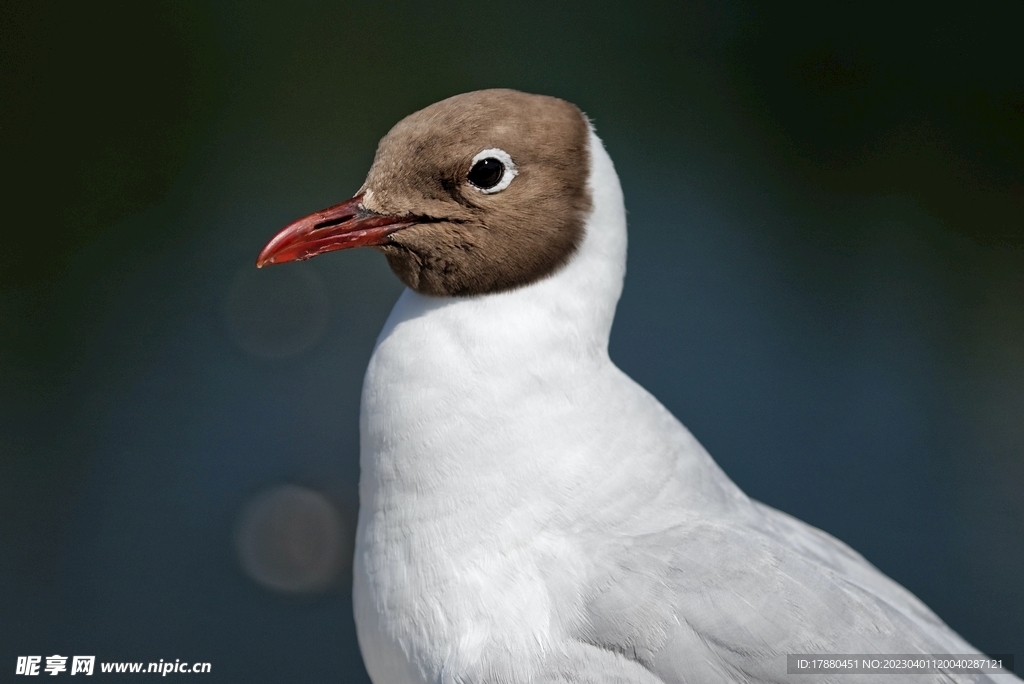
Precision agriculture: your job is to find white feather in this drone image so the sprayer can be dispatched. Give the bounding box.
[352,129,1015,684]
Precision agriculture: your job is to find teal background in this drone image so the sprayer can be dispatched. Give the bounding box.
[2,1,1021,680]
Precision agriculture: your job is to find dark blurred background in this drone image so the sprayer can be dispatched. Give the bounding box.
[2,1,1021,681]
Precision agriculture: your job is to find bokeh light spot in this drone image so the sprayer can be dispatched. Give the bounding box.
[235,484,347,594]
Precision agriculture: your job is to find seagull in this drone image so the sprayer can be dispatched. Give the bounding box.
[256,90,1016,684]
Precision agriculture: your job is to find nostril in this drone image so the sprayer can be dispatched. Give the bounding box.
[312,206,378,230]
[313,213,356,230]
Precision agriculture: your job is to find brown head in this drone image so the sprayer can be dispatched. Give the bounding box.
[256,89,592,297]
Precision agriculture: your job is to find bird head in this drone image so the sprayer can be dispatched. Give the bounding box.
[256,89,593,298]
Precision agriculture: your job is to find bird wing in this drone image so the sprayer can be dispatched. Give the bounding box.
[574,500,998,684]
[529,642,668,684]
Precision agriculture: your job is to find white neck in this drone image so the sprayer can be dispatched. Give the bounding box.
[358,130,629,510]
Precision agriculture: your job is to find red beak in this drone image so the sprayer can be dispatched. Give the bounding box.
[256,194,418,267]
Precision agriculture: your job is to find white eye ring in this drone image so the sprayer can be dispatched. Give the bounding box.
[468,148,518,194]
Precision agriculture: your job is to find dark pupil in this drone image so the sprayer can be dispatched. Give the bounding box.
[468,158,504,189]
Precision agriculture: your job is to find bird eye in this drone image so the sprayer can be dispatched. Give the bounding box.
[467,148,517,194]
[468,158,503,189]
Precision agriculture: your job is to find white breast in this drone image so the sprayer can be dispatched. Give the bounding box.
[351,129,740,684]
